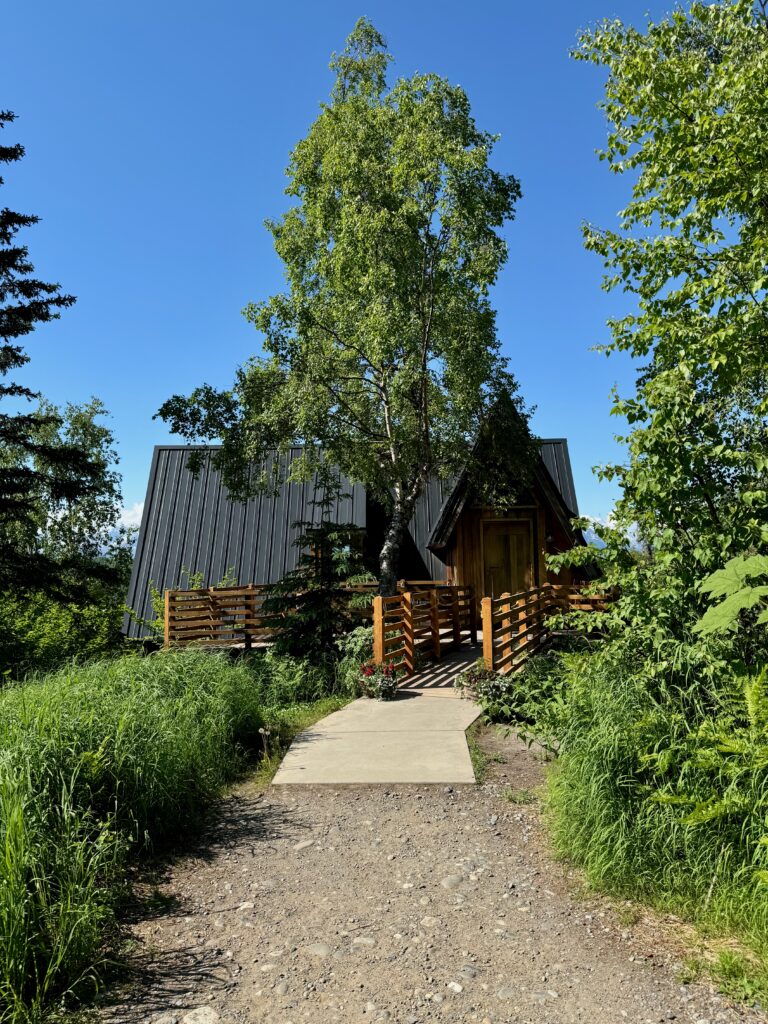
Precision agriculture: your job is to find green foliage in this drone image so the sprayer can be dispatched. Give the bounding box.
[158,18,530,591]
[246,648,346,706]
[538,1,768,990]
[0,396,133,677]
[559,0,768,596]
[336,625,374,663]
[0,648,348,1022]
[0,590,127,677]
[261,517,371,659]
[335,625,374,694]
[574,1,767,387]
[696,554,768,634]
[0,651,264,1021]
[538,643,768,963]
[457,645,582,756]
[0,400,133,678]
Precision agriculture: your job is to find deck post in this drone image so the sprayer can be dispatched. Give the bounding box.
[429,588,442,660]
[499,593,512,664]
[402,591,415,676]
[469,587,478,645]
[450,588,461,647]
[481,597,494,671]
[164,589,171,648]
[373,596,384,665]
[514,593,527,667]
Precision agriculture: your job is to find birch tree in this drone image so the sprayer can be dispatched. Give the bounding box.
[159,19,528,593]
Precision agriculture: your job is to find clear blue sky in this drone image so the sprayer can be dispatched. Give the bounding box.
[4,0,671,525]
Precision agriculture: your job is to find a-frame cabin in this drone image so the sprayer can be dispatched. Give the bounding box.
[125,440,584,636]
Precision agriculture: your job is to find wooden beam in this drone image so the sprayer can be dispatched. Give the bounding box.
[403,591,414,676]
[481,597,493,671]
[451,588,461,647]
[429,589,441,660]
[372,596,385,665]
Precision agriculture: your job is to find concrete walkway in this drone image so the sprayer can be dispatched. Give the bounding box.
[272,644,483,785]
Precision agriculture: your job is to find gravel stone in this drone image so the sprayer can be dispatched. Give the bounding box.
[98,723,766,1024]
[181,1010,219,1024]
[440,874,463,889]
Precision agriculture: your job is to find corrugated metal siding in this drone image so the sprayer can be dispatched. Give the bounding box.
[407,477,456,579]
[124,447,366,637]
[539,439,579,516]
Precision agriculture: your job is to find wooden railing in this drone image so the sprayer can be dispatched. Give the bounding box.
[164,584,271,648]
[481,584,606,675]
[163,578,461,648]
[372,585,476,675]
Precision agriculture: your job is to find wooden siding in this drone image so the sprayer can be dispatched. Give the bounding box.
[445,483,580,607]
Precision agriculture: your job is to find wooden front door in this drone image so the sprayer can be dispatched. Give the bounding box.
[482,522,532,598]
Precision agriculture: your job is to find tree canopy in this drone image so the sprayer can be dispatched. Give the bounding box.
[159,18,532,592]
[561,0,768,624]
[0,111,125,599]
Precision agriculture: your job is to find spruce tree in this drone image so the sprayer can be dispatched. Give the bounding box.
[0,111,119,597]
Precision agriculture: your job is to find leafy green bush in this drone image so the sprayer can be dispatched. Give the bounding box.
[246,649,340,707]
[0,591,127,678]
[335,625,374,694]
[0,650,265,1022]
[456,644,584,754]
[545,632,768,953]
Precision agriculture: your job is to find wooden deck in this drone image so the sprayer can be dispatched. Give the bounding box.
[397,636,482,694]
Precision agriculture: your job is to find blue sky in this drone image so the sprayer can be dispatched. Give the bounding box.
[3,0,671,526]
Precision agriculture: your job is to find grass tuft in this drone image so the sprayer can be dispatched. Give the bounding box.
[0,648,351,1023]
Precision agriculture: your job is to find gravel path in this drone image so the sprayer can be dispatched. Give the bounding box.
[103,725,766,1024]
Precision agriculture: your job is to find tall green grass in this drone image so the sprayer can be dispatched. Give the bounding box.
[0,650,278,1023]
[534,641,768,977]
[0,639,362,1023]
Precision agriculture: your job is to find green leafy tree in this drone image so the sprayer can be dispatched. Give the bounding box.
[696,550,768,635]
[0,111,120,599]
[0,399,134,676]
[559,0,768,630]
[539,1,768,955]
[159,19,531,593]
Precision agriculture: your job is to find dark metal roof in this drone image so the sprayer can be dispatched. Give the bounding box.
[124,447,366,637]
[406,475,457,579]
[539,439,579,516]
[424,439,580,551]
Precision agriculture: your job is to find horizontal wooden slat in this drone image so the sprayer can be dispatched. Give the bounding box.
[171,620,270,635]
[482,584,609,676]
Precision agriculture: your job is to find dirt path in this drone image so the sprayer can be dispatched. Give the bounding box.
[103,727,766,1024]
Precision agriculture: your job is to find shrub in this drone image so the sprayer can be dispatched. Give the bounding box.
[359,661,398,700]
[547,635,768,956]
[245,648,340,707]
[335,625,374,695]
[455,646,577,754]
[0,592,126,678]
[0,650,265,1022]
